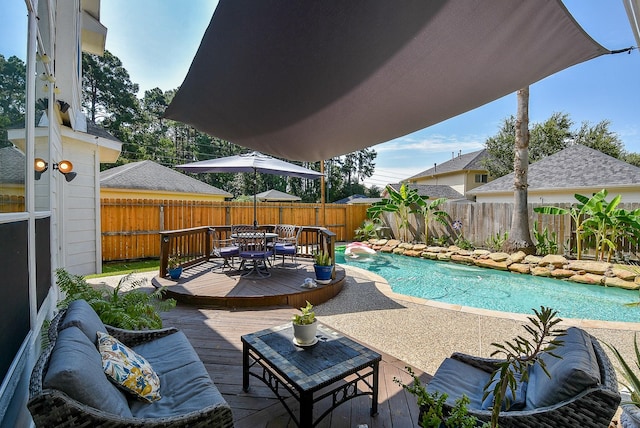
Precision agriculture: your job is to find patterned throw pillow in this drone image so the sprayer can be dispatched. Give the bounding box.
[97,331,161,402]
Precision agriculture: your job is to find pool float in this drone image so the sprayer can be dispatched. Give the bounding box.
[345,242,376,259]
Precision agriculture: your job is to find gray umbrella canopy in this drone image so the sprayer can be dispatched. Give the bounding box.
[176,152,322,226]
[165,0,608,161]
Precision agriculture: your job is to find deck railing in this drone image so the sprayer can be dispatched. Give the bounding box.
[159,225,336,278]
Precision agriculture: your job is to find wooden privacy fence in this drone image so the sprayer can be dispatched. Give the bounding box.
[380,201,640,258]
[101,198,368,261]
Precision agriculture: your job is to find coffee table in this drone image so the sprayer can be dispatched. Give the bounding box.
[241,323,381,427]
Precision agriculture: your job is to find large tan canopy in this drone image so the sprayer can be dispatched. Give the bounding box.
[165,0,608,162]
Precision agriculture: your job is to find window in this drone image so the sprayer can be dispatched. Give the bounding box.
[475,174,488,183]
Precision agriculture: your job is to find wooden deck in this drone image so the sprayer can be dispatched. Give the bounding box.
[153,259,346,309]
[161,304,429,428]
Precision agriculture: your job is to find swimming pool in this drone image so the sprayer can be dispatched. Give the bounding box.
[336,250,640,323]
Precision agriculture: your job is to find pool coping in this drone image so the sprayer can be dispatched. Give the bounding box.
[339,263,640,332]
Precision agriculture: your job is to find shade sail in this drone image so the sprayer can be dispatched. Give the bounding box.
[165,0,608,162]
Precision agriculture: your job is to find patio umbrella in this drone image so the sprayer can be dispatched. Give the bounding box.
[176,151,323,227]
[165,0,611,161]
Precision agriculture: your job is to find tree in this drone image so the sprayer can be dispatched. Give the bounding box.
[574,120,625,159]
[82,50,141,137]
[0,55,26,148]
[483,112,572,178]
[625,153,640,168]
[502,87,535,254]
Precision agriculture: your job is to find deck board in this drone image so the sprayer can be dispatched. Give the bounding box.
[160,304,429,428]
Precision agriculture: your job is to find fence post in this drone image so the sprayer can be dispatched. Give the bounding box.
[159,205,164,231]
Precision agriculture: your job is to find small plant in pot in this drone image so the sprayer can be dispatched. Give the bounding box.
[313,250,333,284]
[606,335,640,427]
[167,253,182,279]
[291,301,318,346]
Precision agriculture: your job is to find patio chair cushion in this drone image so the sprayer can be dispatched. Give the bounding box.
[427,357,491,409]
[97,331,162,403]
[59,298,107,345]
[481,371,527,411]
[274,243,296,255]
[525,327,601,409]
[43,326,133,417]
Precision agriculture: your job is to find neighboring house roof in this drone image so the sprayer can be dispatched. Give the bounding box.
[333,194,367,204]
[407,149,488,179]
[86,119,121,142]
[100,160,232,196]
[468,144,640,195]
[386,183,464,200]
[0,146,26,184]
[254,189,301,201]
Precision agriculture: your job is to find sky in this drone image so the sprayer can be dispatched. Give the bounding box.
[3,1,639,188]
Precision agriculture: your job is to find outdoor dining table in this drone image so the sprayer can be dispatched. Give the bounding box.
[231,232,278,240]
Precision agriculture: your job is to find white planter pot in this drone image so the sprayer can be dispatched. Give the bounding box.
[292,320,318,345]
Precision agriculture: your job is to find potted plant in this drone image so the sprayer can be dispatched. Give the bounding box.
[291,301,318,346]
[607,335,640,427]
[167,254,182,279]
[313,250,333,284]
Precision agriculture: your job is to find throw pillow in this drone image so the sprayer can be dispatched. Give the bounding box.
[97,331,161,402]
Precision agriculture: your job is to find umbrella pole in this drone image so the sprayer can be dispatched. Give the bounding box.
[253,169,258,228]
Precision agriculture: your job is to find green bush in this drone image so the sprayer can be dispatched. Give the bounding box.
[55,268,176,330]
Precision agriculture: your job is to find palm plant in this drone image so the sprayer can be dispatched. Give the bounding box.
[412,196,449,245]
[367,183,421,242]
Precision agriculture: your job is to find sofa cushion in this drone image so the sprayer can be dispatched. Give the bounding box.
[426,357,492,409]
[44,326,133,417]
[129,360,226,418]
[59,299,107,345]
[132,330,200,373]
[98,331,162,403]
[526,327,601,409]
[481,370,527,411]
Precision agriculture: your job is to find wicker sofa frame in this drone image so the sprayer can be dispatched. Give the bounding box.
[28,308,235,428]
[431,331,620,428]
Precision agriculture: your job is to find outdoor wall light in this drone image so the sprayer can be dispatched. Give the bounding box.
[54,160,77,182]
[34,158,48,180]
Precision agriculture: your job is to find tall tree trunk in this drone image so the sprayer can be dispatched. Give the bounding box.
[502,87,536,254]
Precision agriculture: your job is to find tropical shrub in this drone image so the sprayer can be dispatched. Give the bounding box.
[532,221,558,255]
[56,268,176,330]
[367,184,420,242]
[354,218,382,241]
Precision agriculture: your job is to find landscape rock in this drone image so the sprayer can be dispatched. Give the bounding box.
[538,254,567,267]
[437,252,453,261]
[488,252,510,262]
[386,239,401,248]
[472,249,491,256]
[531,266,552,277]
[524,255,542,264]
[550,269,576,279]
[475,258,508,271]
[611,267,637,281]
[427,246,447,253]
[392,247,405,255]
[605,276,640,290]
[568,273,605,285]
[451,254,475,264]
[422,252,439,260]
[403,249,422,257]
[566,260,611,275]
[399,242,414,249]
[508,263,530,274]
[379,246,395,253]
[508,251,527,264]
[412,244,427,251]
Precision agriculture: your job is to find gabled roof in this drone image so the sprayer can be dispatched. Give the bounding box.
[387,183,464,200]
[0,146,25,184]
[333,194,383,204]
[254,189,301,201]
[407,149,488,179]
[100,160,232,197]
[468,144,640,194]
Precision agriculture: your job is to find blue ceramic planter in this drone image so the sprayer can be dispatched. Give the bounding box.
[168,267,183,279]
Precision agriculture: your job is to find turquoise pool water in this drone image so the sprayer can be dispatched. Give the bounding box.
[336,250,640,323]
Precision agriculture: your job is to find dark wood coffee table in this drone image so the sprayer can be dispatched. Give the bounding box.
[241,323,381,427]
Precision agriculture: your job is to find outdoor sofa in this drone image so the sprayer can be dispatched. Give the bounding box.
[426,327,620,428]
[28,299,234,427]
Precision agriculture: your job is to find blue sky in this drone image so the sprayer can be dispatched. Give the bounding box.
[3,2,639,188]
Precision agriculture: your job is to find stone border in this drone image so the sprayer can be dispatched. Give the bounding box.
[363,239,640,291]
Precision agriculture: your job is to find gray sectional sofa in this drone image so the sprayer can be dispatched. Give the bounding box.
[28,299,234,427]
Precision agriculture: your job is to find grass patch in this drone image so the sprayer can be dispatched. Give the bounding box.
[85,259,159,279]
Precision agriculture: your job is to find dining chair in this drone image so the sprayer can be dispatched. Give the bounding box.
[235,227,273,278]
[208,228,239,272]
[272,224,301,267]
